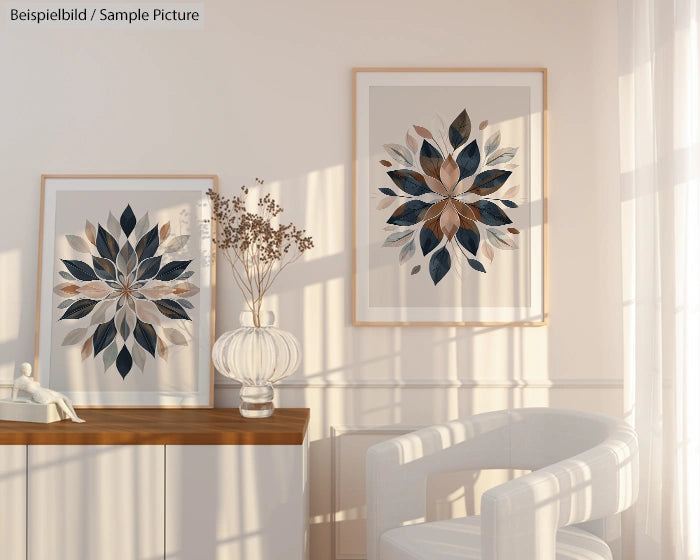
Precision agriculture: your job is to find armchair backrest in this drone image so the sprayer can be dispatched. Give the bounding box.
[366,408,638,560]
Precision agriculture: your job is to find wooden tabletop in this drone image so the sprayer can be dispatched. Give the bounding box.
[0,408,310,445]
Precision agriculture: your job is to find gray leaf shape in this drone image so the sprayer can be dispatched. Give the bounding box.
[399,239,416,264]
[102,341,119,371]
[66,234,91,254]
[162,235,190,254]
[486,228,518,250]
[62,327,88,346]
[107,212,121,241]
[132,343,147,371]
[486,147,518,166]
[132,212,150,241]
[383,143,413,167]
[58,298,75,309]
[59,271,75,281]
[485,131,501,157]
[163,327,187,346]
[411,265,421,275]
[383,230,413,247]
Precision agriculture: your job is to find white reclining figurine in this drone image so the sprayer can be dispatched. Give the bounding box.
[12,363,85,423]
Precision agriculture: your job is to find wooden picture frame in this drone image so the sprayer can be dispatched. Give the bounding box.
[353,68,547,325]
[35,175,216,407]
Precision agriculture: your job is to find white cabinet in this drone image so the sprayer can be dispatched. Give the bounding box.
[27,445,164,560]
[0,446,26,560]
[165,437,309,560]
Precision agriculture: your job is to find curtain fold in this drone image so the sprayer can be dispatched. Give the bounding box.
[619,0,700,559]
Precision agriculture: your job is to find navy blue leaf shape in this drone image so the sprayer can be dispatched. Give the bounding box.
[455,220,480,256]
[387,170,432,196]
[448,109,471,150]
[429,246,451,285]
[116,345,133,379]
[502,200,518,208]
[471,200,513,226]
[62,259,98,281]
[133,319,157,357]
[93,319,117,356]
[120,205,137,237]
[96,225,119,261]
[60,299,98,320]
[137,256,162,281]
[379,188,397,196]
[419,141,444,180]
[135,225,160,261]
[467,258,486,273]
[419,222,443,256]
[387,200,431,227]
[456,140,480,181]
[468,169,512,196]
[154,299,191,320]
[155,260,192,281]
[92,256,117,281]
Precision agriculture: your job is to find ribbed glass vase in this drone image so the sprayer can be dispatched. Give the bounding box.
[211,311,300,418]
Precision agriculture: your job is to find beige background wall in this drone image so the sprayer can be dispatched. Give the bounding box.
[0,0,622,558]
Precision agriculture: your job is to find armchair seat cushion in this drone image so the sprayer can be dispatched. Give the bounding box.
[380,516,612,560]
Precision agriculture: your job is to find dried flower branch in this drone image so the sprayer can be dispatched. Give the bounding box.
[207,178,313,327]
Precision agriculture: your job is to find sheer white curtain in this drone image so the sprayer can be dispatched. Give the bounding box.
[619,0,700,559]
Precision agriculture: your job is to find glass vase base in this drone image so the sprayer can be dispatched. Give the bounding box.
[239,384,275,419]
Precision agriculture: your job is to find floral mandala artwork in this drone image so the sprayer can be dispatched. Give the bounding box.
[377,108,522,285]
[54,204,199,379]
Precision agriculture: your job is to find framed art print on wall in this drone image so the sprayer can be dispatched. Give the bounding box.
[35,175,216,406]
[353,68,547,325]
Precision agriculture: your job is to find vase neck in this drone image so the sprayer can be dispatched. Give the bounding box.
[240,310,275,328]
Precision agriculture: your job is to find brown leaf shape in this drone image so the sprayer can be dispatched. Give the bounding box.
[173,282,200,297]
[157,336,168,361]
[379,160,392,167]
[85,220,97,245]
[479,120,488,131]
[439,155,460,192]
[54,282,80,296]
[81,337,93,361]
[160,222,171,241]
[413,125,433,139]
[440,202,460,240]
[453,199,478,221]
[422,199,448,222]
[405,131,419,153]
[508,228,520,235]
[425,176,449,197]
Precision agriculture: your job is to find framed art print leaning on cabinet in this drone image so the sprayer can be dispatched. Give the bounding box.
[353,68,547,325]
[35,175,216,407]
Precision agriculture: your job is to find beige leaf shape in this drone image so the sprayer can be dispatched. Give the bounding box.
[479,120,488,131]
[62,327,88,346]
[487,228,518,250]
[405,131,419,153]
[90,300,114,326]
[132,343,147,371]
[425,176,450,197]
[483,243,495,263]
[54,282,80,296]
[139,285,176,299]
[163,235,190,253]
[157,336,169,361]
[81,337,93,361]
[439,155,460,192]
[451,179,471,197]
[376,197,395,211]
[163,327,187,346]
[505,164,519,171]
[440,202,460,241]
[135,299,162,326]
[133,213,150,241]
[503,184,520,199]
[78,281,111,300]
[66,235,91,254]
[85,220,97,245]
[160,222,171,241]
[413,125,433,139]
[173,282,200,298]
[107,212,121,240]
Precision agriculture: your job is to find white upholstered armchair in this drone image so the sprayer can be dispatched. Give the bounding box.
[366,408,638,560]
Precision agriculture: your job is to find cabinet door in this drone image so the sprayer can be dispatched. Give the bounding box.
[27,445,164,560]
[0,446,26,560]
[166,438,308,560]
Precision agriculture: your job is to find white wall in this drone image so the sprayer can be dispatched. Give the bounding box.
[0,1,622,558]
